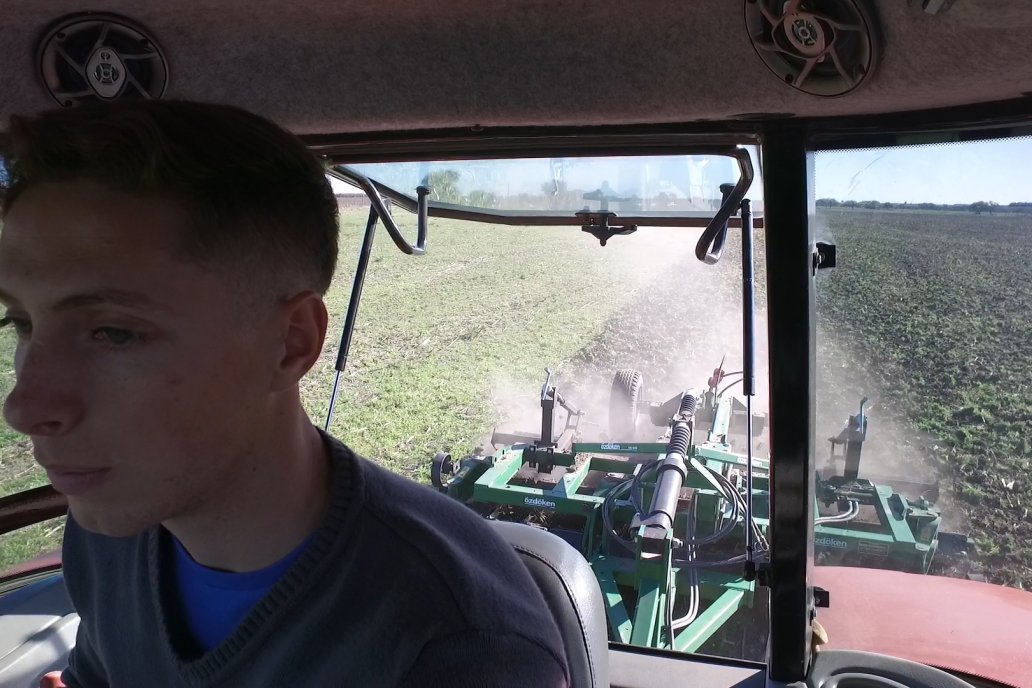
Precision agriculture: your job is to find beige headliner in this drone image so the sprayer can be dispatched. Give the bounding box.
[2,1,1031,136]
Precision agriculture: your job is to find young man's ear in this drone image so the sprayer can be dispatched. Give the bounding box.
[271,291,328,392]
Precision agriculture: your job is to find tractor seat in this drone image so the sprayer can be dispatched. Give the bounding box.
[488,520,609,688]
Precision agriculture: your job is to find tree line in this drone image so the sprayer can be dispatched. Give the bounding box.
[817,199,1032,214]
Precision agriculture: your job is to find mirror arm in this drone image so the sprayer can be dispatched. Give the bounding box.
[327,167,429,256]
[695,149,755,264]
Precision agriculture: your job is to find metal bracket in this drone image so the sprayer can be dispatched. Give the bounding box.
[745,560,771,586]
[814,242,837,272]
[526,445,557,474]
[535,368,583,457]
[695,148,755,265]
[575,210,637,246]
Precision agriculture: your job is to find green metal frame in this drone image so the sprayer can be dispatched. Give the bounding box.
[813,481,940,573]
[440,438,770,652]
[436,421,945,653]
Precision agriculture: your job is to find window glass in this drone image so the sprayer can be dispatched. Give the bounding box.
[813,137,1032,662]
[312,154,770,661]
[0,325,48,501]
[0,152,771,661]
[344,151,763,217]
[0,518,64,579]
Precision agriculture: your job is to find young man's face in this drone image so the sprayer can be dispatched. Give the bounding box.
[0,181,283,536]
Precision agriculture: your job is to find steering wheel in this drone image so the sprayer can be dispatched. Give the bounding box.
[807,650,977,688]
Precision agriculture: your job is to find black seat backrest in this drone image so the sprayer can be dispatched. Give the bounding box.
[489,520,609,688]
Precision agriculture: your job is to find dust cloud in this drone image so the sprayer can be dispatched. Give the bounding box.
[488,226,770,448]
[484,221,957,533]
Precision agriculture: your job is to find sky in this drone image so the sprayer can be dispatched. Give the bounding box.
[329,176,361,195]
[813,137,1032,205]
[329,136,1032,207]
[334,152,761,206]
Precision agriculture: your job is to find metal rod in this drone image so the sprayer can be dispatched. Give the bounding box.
[539,368,555,446]
[324,373,343,433]
[697,152,752,264]
[673,589,747,654]
[741,198,757,580]
[742,199,755,399]
[325,168,428,255]
[330,147,761,235]
[324,205,379,431]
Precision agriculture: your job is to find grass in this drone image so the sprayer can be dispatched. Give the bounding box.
[0,323,57,572]
[0,518,64,573]
[310,209,701,478]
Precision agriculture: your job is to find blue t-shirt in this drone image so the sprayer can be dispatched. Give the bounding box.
[172,533,314,651]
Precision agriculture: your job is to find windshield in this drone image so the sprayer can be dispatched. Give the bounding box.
[342,152,763,218]
[331,152,772,662]
[812,136,1032,675]
[0,150,772,662]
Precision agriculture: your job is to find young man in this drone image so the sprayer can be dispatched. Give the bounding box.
[0,100,569,687]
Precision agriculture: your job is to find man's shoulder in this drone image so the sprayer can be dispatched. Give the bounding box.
[352,449,520,574]
[321,438,569,682]
[355,451,493,532]
[341,443,558,628]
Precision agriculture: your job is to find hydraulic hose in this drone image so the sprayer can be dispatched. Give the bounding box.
[673,501,701,631]
[640,394,698,531]
[815,500,860,525]
[602,479,638,554]
[667,394,697,457]
[631,459,662,515]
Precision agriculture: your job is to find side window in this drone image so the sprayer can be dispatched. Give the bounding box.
[813,137,1031,641]
[0,326,64,577]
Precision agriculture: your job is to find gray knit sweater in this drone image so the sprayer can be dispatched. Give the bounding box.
[60,433,570,687]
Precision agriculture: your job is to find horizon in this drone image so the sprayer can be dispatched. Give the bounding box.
[815,136,1032,206]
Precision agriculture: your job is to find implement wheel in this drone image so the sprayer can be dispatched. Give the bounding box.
[609,369,644,440]
[431,451,454,492]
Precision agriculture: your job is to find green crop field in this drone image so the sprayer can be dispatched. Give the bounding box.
[815,208,1032,589]
[1,206,1029,593]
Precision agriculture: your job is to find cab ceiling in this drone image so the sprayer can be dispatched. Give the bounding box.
[2,0,1031,135]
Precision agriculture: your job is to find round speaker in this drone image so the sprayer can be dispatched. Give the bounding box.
[744,0,880,97]
[37,13,168,107]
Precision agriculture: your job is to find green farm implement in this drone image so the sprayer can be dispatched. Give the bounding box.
[429,367,964,654]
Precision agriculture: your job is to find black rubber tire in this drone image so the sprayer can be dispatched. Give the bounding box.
[609,369,644,440]
[430,451,453,491]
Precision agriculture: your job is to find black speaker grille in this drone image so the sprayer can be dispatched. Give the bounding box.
[744,0,880,98]
[38,13,168,107]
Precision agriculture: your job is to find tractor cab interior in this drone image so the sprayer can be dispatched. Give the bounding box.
[2,1,1032,687]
